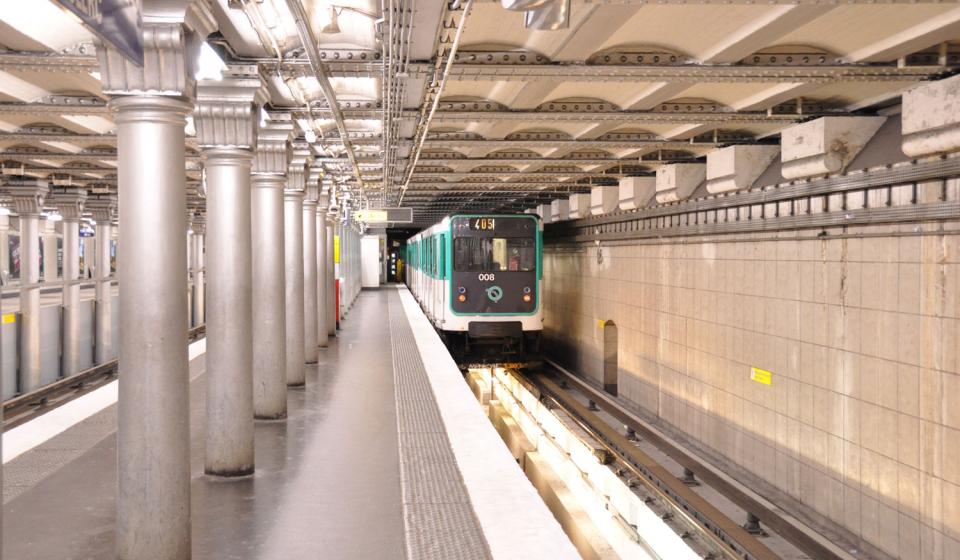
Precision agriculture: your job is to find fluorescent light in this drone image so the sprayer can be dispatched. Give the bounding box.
[45,212,63,222]
[41,141,83,154]
[0,0,90,51]
[195,42,226,81]
[62,115,115,134]
[259,107,269,128]
[0,207,10,216]
[0,70,50,102]
[305,129,317,143]
[316,5,340,34]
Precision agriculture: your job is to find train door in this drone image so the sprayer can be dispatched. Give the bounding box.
[436,233,447,325]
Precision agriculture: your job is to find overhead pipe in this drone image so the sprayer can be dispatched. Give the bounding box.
[399,0,473,206]
[284,0,366,193]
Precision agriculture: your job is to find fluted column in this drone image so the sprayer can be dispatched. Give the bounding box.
[6,180,49,392]
[284,146,310,385]
[50,189,87,377]
[302,181,319,364]
[316,192,329,348]
[94,4,215,558]
[251,116,293,418]
[87,197,116,365]
[195,65,266,476]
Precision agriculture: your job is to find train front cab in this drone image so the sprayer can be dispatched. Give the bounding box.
[444,215,543,366]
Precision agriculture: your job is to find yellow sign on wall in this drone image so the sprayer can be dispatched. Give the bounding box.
[334,235,340,264]
[750,367,772,385]
[2,313,15,324]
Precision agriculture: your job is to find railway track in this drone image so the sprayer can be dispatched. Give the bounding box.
[3,325,206,431]
[500,360,859,560]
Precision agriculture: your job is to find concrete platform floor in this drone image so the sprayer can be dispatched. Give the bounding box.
[3,289,405,559]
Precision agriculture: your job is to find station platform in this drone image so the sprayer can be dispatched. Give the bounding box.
[2,286,577,559]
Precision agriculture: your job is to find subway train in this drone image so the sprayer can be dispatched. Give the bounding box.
[406,214,543,368]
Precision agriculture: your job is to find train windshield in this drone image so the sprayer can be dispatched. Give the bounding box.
[454,237,535,272]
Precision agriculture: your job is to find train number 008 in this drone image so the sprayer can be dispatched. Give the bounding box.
[477,273,496,282]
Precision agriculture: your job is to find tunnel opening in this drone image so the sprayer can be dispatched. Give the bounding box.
[603,320,618,396]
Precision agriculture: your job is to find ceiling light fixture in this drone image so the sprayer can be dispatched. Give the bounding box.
[195,42,226,81]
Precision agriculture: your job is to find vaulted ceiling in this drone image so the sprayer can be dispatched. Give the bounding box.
[0,0,958,225]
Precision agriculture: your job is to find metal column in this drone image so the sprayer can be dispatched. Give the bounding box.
[326,218,336,336]
[202,148,254,475]
[316,195,328,348]
[302,185,319,364]
[191,228,205,327]
[7,181,49,392]
[88,201,115,365]
[51,190,87,377]
[283,187,306,385]
[195,69,264,475]
[111,94,193,560]
[251,118,293,419]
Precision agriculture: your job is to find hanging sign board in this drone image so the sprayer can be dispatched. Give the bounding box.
[53,0,144,66]
[354,208,413,224]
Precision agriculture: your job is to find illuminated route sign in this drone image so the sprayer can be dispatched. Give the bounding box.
[53,0,144,66]
[354,208,413,224]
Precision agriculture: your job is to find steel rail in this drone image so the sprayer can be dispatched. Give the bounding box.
[542,359,857,560]
[506,367,780,560]
[2,325,206,431]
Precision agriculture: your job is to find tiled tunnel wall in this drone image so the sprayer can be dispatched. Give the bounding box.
[543,218,960,560]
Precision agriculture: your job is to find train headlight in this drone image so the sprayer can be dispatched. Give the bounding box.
[457,287,467,302]
[522,294,532,302]
[458,294,467,302]
[522,287,531,294]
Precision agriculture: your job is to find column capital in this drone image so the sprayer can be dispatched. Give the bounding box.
[50,188,88,220]
[253,115,294,176]
[87,195,118,223]
[304,185,319,205]
[95,1,217,98]
[195,65,269,151]
[4,178,50,216]
[286,143,314,193]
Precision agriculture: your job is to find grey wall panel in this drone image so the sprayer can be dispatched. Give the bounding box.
[39,305,61,386]
[2,317,17,399]
[77,300,94,371]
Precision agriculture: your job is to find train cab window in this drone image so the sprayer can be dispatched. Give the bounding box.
[454,237,535,272]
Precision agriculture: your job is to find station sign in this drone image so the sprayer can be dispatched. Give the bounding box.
[354,208,413,224]
[53,0,144,66]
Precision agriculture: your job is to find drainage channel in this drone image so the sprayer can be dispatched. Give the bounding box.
[466,366,773,560]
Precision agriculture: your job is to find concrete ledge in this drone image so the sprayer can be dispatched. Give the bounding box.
[397,287,580,560]
[902,74,960,157]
